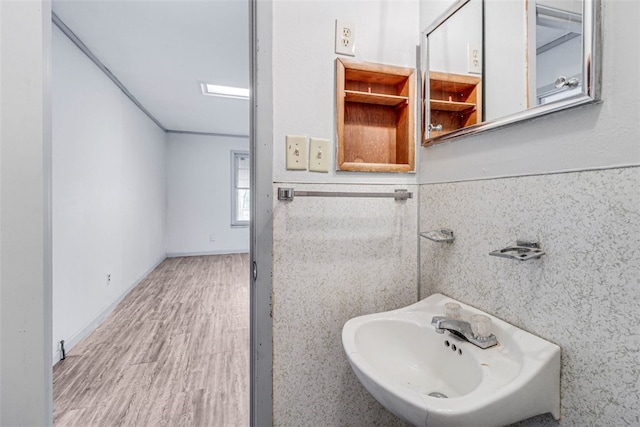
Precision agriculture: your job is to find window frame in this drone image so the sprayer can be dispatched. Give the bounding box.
[231,150,250,227]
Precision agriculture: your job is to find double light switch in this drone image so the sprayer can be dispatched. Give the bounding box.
[286,135,330,173]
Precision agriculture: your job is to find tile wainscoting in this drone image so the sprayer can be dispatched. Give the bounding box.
[420,166,640,426]
[272,183,417,426]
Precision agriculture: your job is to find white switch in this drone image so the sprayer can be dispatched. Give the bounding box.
[286,135,307,170]
[308,138,330,173]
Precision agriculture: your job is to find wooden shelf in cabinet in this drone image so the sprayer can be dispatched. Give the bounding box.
[344,90,409,107]
[429,99,476,113]
[425,71,482,143]
[336,58,415,173]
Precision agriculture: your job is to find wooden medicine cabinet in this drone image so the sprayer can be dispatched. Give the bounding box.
[336,59,415,173]
[426,71,482,140]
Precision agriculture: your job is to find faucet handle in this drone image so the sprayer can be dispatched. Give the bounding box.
[444,302,461,319]
[470,314,492,340]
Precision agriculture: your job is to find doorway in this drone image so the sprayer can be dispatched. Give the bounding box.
[50,0,255,424]
[0,0,276,424]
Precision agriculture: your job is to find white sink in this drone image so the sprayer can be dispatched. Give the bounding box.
[342,293,560,427]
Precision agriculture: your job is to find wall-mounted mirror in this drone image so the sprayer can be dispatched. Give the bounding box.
[421,0,600,146]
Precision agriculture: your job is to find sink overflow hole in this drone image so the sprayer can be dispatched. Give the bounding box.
[443,340,462,355]
[428,391,449,398]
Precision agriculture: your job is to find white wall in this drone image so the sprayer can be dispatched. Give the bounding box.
[52,26,167,360]
[419,0,640,183]
[166,132,249,256]
[0,1,53,425]
[420,0,461,30]
[427,0,482,76]
[272,0,420,185]
[266,1,421,425]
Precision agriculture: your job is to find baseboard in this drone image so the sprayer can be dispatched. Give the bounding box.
[52,254,166,365]
[166,249,249,258]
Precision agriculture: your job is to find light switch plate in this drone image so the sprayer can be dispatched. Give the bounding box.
[286,135,308,170]
[308,138,330,172]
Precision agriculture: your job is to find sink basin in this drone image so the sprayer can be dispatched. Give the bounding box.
[342,293,560,427]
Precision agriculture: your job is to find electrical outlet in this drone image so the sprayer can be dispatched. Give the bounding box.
[107,273,111,286]
[286,135,308,170]
[335,20,355,56]
[309,138,330,172]
[467,42,482,74]
[210,234,216,242]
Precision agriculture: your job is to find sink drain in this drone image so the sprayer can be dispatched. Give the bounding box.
[428,391,448,398]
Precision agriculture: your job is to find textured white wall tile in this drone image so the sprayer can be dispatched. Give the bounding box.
[273,183,417,426]
[419,167,640,426]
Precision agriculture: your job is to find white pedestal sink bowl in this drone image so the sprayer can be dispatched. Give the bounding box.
[342,293,560,427]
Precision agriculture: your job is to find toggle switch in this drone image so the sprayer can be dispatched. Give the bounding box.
[309,138,330,172]
[286,135,308,170]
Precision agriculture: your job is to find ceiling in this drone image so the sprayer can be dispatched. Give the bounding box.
[52,0,250,136]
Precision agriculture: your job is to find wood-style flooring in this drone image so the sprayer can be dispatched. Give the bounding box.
[53,254,249,427]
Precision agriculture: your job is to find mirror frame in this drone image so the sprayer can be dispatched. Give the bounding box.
[421,0,601,146]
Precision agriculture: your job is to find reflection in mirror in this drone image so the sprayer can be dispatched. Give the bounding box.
[424,0,483,139]
[422,0,600,146]
[533,1,583,105]
[484,0,528,120]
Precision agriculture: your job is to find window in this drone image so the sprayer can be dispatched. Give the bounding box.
[231,151,250,226]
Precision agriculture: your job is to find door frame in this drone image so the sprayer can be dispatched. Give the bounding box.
[249,0,274,425]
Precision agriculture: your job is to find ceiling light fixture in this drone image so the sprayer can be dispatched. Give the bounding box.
[200,82,249,100]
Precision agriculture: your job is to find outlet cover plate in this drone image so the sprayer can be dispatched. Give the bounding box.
[286,135,308,170]
[335,20,355,56]
[467,42,482,74]
[309,138,330,172]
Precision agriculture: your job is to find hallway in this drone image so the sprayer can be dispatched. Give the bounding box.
[53,254,250,426]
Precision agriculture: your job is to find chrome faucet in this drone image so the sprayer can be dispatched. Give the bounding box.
[431,316,498,349]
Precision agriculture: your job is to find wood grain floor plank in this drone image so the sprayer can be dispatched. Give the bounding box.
[53,254,249,426]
